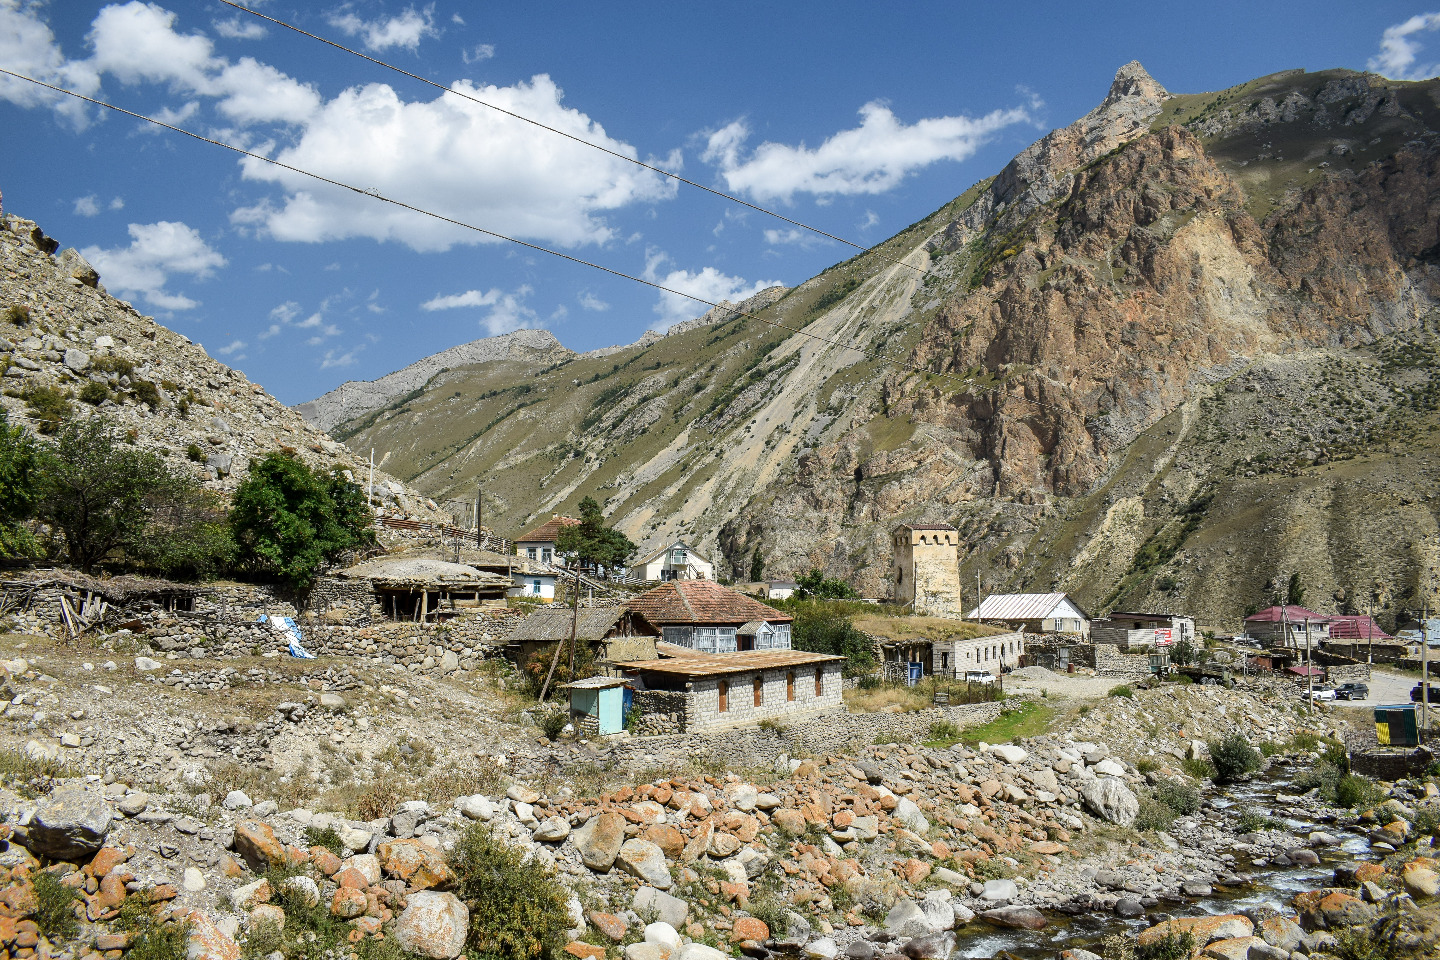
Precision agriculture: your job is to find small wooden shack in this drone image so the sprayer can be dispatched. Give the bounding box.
[337,557,511,622]
[564,676,631,736]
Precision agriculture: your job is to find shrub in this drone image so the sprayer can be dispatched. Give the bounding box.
[22,385,72,433]
[1335,774,1384,810]
[538,710,568,740]
[1295,760,1344,801]
[3,305,29,325]
[1288,731,1323,752]
[302,825,344,856]
[1181,756,1216,780]
[449,823,570,960]
[1109,684,1135,699]
[1236,810,1285,833]
[928,720,962,742]
[1155,779,1201,816]
[1207,731,1261,783]
[92,355,134,377]
[78,381,110,405]
[185,443,205,463]
[114,892,190,960]
[1134,756,1159,774]
[1136,932,1197,960]
[129,380,161,407]
[1134,795,1176,832]
[31,870,79,940]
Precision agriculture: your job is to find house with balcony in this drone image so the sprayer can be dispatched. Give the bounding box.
[628,540,716,582]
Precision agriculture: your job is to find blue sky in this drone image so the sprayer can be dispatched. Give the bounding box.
[1,1,1437,404]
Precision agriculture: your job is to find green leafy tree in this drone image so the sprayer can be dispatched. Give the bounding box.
[554,495,635,571]
[38,417,193,573]
[0,410,42,558]
[749,545,765,583]
[229,452,375,590]
[134,484,235,579]
[1170,636,1196,666]
[796,568,859,600]
[1286,571,1305,607]
[785,600,875,676]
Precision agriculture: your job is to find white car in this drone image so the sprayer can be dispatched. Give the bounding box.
[963,671,997,684]
[1305,687,1336,701]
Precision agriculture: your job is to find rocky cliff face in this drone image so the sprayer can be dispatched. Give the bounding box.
[327,64,1440,629]
[0,212,442,519]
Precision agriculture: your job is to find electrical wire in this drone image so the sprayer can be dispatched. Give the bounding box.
[214,0,933,279]
[0,68,976,390]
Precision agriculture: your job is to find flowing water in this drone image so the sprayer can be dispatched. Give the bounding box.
[951,764,1373,959]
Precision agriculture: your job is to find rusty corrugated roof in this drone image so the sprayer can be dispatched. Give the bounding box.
[626,648,841,678]
[627,580,793,627]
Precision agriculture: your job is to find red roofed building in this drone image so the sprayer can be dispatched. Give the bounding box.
[514,515,579,566]
[627,579,793,654]
[1326,615,1392,642]
[1244,605,1331,650]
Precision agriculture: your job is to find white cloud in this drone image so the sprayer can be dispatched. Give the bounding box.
[73,195,100,217]
[269,300,301,322]
[327,5,437,52]
[462,43,495,64]
[578,291,609,311]
[85,1,321,125]
[233,75,674,251]
[421,286,539,335]
[763,227,831,249]
[257,323,281,339]
[320,346,362,369]
[81,221,226,311]
[109,196,125,210]
[702,100,1033,202]
[1369,13,1440,80]
[217,339,247,356]
[296,312,325,328]
[213,16,266,40]
[858,210,879,230]
[643,249,781,330]
[0,0,101,127]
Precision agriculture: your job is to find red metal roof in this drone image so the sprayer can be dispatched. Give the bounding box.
[628,580,793,627]
[1286,664,1325,677]
[1244,605,1328,624]
[1325,615,1393,641]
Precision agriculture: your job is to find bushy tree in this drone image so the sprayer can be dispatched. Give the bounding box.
[785,600,875,676]
[1286,571,1306,607]
[229,452,375,590]
[796,568,859,600]
[554,495,635,571]
[0,410,42,558]
[1207,731,1262,783]
[1170,636,1196,666]
[38,417,203,573]
[749,545,765,583]
[449,822,570,960]
[134,484,234,579]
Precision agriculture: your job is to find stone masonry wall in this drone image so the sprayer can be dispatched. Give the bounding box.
[684,663,843,733]
[1094,643,1153,680]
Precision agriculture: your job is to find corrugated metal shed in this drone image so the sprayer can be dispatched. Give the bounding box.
[969,593,1086,621]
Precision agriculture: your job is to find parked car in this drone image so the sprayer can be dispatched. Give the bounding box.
[1411,683,1440,703]
[1335,682,1369,701]
[1305,686,1337,701]
[963,671,996,684]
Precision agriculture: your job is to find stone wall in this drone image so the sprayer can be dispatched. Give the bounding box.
[1094,643,1154,680]
[631,691,687,737]
[1326,662,1372,683]
[684,662,843,732]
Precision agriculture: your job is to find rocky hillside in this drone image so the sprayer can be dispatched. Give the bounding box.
[0,211,442,519]
[316,63,1440,630]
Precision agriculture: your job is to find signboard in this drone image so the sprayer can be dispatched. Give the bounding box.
[1375,705,1419,748]
[1154,628,1173,646]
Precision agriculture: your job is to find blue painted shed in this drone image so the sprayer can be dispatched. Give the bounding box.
[564,676,630,736]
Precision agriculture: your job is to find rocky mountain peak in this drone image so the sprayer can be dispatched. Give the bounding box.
[1105,60,1169,108]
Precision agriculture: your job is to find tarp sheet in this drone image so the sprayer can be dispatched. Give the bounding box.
[258,614,314,659]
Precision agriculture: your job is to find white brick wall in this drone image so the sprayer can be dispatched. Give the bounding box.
[684,662,843,731]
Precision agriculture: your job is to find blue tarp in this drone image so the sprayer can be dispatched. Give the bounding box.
[258,614,315,659]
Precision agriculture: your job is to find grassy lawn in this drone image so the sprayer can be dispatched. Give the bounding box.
[845,676,1006,714]
[948,700,1054,747]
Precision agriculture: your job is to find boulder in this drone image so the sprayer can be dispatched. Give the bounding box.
[884,899,938,937]
[394,891,468,960]
[1080,778,1139,826]
[574,812,625,871]
[1138,915,1254,947]
[980,906,1048,930]
[617,838,673,889]
[1293,889,1374,931]
[1403,862,1440,898]
[57,248,100,286]
[982,878,1018,902]
[534,817,571,843]
[22,784,112,860]
[633,886,689,928]
[457,795,494,821]
[184,910,241,960]
[900,933,956,960]
[989,745,1028,764]
[376,839,457,890]
[1204,937,1265,960]
[894,797,930,833]
[232,820,285,872]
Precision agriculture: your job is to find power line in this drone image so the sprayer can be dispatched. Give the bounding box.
[215,0,932,279]
[0,68,969,389]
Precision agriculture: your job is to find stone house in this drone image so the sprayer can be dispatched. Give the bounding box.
[969,593,1090,637]
[879,630,1025,682]
[336,557,511,622]
[514,515,579,566]
[626,579,793,653]
[621,646,844,733]
[1091,611,1195,648]
[506,606,658,675]
[892,523,963,616]
[627,540,716,582]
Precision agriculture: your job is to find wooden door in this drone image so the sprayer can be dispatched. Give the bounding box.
[815,668,823,696]
[753,675,763,707]
[718,681,728,712]
[787,671,795,702]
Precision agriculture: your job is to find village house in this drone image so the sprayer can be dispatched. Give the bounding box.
[607,579,843,732]
[1090,611,1195,648]
[507,605,658,674]
[336,556,511,622]
[627,540,716,582]
[969,593,1090,637]
[1243,605,1331,651]
[514,515,579,566]
[878,628,1026,683]
[766,581,799,601]
[508,567,559,602]
[892,523,964,616]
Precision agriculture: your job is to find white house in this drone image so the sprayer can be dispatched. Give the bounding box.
[508,567,558,602]
[766,581,799,600]
[514,516,579,567]
[629,541,716,583]
[968,593,1090,636]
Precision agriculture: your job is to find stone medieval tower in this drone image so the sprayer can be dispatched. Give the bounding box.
[892,523,963,616]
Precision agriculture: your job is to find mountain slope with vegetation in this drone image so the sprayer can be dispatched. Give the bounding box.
[317,63,1440,631]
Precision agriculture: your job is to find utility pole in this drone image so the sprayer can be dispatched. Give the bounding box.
[1305,616,1314,713]
[475,483,483,548]
[1424,603,1431,741]
[567,567,580,677]
[368,448,375,506]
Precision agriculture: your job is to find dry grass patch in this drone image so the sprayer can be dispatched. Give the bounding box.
[851,615,1007,643]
